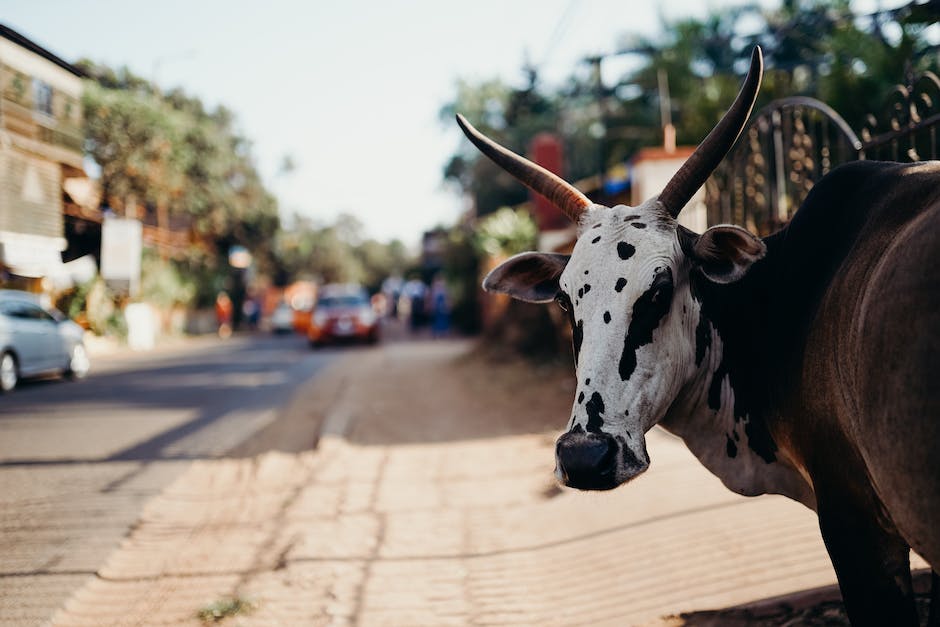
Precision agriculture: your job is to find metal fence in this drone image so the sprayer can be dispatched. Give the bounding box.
[706,71,940,235]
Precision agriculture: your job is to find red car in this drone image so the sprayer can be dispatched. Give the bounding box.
[307,284,380,346]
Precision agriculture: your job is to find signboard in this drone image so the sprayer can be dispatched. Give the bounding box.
[528,133,569,232]
[100,217,142,296]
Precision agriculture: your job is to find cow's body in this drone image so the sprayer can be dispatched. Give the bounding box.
[457,48,939,625]
[661,160,940,622]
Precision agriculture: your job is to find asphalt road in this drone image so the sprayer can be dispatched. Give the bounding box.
[0,332,339,626]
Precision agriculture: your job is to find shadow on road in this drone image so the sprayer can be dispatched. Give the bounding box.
[658,569,934,626]
[0,333,335,465]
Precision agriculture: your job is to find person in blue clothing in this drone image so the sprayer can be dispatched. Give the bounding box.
[429,275,450,338]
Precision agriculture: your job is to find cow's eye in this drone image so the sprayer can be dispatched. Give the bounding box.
[554,293,570,312]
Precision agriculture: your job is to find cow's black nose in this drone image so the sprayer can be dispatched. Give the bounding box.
[556,431,619,490]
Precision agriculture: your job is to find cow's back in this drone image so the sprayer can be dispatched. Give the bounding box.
[792,161,940,568]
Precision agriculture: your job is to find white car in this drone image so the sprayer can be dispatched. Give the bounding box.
[270,301,294,334]
[0,290,90,392]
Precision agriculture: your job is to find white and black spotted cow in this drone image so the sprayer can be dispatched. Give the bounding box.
[457,47,940,626]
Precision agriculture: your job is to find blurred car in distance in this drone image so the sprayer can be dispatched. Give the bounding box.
[0,290,90,392]
[307,284,379,347]
[270,301,294,334]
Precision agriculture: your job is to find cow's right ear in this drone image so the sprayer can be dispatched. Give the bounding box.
[678,224,765,284]
[482,252,570,303]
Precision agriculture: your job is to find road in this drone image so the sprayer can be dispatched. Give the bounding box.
[0,332,338,626]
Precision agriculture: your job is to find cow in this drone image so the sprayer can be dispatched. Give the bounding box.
[457,47,939,626]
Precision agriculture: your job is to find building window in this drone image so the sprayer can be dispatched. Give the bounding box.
[33,79,53,116]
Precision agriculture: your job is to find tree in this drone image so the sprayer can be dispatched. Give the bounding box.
[272,213,415,291]
[81,61,280,265]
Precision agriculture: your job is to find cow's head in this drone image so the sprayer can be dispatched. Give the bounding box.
[458,48,765,491]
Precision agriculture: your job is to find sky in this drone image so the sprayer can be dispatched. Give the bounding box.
[0,0,910,248]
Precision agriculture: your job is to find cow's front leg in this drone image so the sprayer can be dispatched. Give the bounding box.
[817,495,918,626]
[928,570,939,627]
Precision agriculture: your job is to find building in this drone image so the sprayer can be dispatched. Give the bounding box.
[629,145,707,233]
[0,24,86,288]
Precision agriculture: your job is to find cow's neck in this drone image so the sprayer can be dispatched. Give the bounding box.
[660,269,815,508]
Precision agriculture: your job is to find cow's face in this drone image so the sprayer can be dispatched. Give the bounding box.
[484,201,764,490]
[460,47,765,490]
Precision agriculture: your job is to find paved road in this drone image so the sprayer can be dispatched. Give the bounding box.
[0,332,338,626]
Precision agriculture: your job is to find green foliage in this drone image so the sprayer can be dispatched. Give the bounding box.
[442,0,939,215]
[54,278,97,321]
[474,207,538,257]
[273,213,415,292]
[440,224,482,335]
[80,61,280,292]
[197,598,256,623]
[139,248,197,308]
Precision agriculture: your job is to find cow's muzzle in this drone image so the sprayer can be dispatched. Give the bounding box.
[555,430,649,491]
[555,430,620,490]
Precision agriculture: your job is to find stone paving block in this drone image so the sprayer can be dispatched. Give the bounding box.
[52,574,240,626]
[238,560,365,626]
[0,574,89,626]
[284,514,380,561]
[360,559,471,626]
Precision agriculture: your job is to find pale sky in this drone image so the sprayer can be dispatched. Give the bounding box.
[0,0,910,248]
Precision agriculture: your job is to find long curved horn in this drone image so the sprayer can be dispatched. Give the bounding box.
[658,46,764,218]
[456,113,592,223]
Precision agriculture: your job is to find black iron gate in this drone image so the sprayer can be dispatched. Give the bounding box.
[706,70,940,235]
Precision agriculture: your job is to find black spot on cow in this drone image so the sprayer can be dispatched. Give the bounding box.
[585,392,605,432]
[695,310,712,367]
[592,236,601,244]
[623,214,641,221]
[592,223,602,229]
[745,417,777,463]
[603,311,611,324]
[617,242,636,260]
[572,319,584,365]
[584,270,589,275]
[585,378,591,385]
[615,278,627,292]
[708,362,729,412]
[578,391,585,404]
[583,284,591,294]
[577,287,584,298]
[726,434,738,458]
[631,222,646,229]
[619,268,674,381]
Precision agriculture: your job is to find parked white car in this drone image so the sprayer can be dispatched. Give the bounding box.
[0,290,89,393]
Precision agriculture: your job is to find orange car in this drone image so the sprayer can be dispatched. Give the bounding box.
[307,284,380,346]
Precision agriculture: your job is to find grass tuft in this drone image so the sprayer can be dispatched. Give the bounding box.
[197,597,257,623]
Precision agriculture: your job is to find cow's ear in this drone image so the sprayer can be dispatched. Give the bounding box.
[483,252,570,303]
[682,225,766,284]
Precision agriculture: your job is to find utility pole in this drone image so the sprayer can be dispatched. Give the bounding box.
[657,68,676,153]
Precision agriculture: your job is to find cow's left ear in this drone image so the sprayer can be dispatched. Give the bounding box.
[482,252,570,303]
[680,225,766,284]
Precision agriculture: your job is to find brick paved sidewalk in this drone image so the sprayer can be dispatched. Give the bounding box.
[49,340,927,626]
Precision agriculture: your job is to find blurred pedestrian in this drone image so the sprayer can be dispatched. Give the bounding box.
[215,291,233,338]
[242,296,260,331]
[403,277,427,332]
[430,275,450,338]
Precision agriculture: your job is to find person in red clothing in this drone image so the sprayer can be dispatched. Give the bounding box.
[215,291,233,338]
